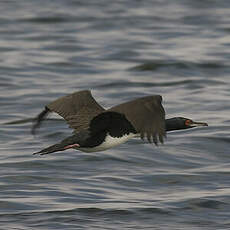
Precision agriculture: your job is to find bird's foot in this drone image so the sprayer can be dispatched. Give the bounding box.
[63,143,80,149]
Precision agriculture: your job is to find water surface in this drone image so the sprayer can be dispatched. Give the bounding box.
[1,0,230,229]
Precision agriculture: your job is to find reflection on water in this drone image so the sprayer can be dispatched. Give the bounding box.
[1,0,230,229]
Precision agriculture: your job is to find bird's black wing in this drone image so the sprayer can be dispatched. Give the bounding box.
[32,90,105,134]
[108,95,166,145]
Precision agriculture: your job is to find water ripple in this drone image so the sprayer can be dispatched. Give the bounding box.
[1,0,230,229]
[131,61,227,71]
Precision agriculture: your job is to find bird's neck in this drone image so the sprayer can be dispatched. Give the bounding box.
[165,118,185,132]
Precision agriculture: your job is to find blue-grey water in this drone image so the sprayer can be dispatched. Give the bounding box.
[1,0,230,229]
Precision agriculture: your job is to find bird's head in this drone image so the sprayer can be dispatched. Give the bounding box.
[166,117,208,132]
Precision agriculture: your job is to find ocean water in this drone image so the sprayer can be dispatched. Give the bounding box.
[1,0,230,229]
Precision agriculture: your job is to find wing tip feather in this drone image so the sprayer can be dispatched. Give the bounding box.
[31,106,50,135]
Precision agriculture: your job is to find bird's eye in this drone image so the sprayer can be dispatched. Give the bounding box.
[185,119,192,126]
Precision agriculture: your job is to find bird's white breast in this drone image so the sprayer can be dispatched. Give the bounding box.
[79,133,137,153]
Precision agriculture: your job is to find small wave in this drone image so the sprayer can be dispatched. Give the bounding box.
[0,206,172,219]
[205,136,230,144]
[98,79,193,89]
[21,16,72,24]
[131,61,190,71]
[181,198,226,210]
[131,61,227,71]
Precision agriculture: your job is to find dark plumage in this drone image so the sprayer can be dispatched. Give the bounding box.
[108,95,165,144]
[32,90,208,155]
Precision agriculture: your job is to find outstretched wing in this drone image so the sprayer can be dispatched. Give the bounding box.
[108,95,166,145]
[32,90,105,134]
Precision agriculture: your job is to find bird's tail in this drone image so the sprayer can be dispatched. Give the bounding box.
[33,134,82,155]
[33,142,67,155]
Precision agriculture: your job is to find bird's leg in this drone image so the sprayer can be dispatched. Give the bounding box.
[63,143,80,149]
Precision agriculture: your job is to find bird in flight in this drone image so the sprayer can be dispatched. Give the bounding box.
[32,90,208,155]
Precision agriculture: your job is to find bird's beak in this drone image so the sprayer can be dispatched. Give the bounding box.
[190,121,208,127]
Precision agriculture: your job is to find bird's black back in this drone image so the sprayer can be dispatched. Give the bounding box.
[80,112,137,148]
